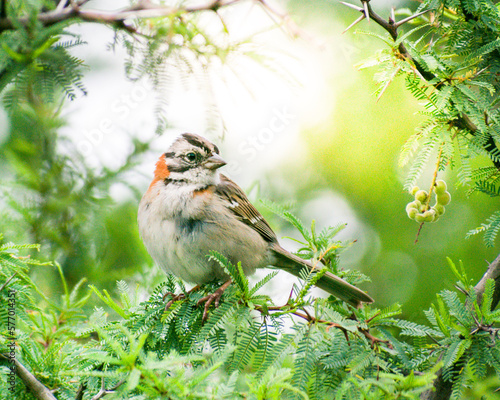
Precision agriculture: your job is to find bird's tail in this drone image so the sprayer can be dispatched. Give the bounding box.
[270,244,373,308]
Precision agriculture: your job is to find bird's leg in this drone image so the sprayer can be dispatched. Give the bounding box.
[163,285,200,310]
[197,280,232,322]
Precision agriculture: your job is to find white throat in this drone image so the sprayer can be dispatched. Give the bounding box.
[168,167,220,189]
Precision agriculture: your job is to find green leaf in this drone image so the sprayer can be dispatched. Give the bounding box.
[291,325,316,398]
[208,251,248,296]
[481,278,495,319]
[89,285,130,319]
[228,321,260,372]
[431,303,450,337]
[449,258,471,291]
[125,368,142,391]
[249,271,279,297]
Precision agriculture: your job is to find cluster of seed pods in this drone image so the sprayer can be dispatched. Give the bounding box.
[406,180,451,223]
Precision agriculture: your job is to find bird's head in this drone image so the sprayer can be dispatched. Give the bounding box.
[153,133,226,188]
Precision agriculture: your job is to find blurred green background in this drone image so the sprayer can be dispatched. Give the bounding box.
[0,0,498,323]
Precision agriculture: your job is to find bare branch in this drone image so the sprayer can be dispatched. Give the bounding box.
[341,1,500,168]
[253,302,392,350]
[0,354,57,400]
[90,378,126,400]
[75,382,86,400]
[475,253,500,310]
[340,2,434,79]
[0,0,240,33]
[0,272,17,292]
[55,0,68,13]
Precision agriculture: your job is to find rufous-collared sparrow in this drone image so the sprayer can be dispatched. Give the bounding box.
[138,133,373,309]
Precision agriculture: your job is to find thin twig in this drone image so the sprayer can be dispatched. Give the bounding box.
[376,66,400,101]
[425,145,445,208]
[90,378,126,400]
[414,222,424,244]
[341,1,500,167]
[0,272,18,292]
[75,382,86,400]
[254,303,391,349]
[0,0,241,32]
[475,253,500,310]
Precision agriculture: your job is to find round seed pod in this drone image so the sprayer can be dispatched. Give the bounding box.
[435,180,447,195]
[433,204,445,216]
[415,213,425,223]
[437,191,451,206]
[415,190,428,203]
[407,208,418,219]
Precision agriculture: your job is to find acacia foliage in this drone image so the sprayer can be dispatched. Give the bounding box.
[353,0,500,244]
[1,211,500,399]
[0,0,500,399]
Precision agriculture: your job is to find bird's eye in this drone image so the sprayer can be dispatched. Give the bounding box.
[185,152,198,163]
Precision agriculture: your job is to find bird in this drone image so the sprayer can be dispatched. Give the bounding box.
[138,133,373,315]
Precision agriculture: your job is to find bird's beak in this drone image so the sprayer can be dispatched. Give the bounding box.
[205,153,227,170]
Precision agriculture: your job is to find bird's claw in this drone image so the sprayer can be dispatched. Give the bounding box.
[196,280,232,322]
[163,285,200,310]
[162,292,185,310]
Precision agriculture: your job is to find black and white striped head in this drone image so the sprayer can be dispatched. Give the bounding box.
[161,133,226,186]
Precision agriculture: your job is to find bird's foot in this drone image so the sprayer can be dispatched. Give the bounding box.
[196,280,232,322]
[163,285,200,310]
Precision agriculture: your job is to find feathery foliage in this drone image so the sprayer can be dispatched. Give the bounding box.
[1,1,500,399]
[2,212,500,398]
[355,0,500,245]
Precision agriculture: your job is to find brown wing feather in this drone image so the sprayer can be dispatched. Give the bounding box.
[216,174,278,243]
[215,175,374,306]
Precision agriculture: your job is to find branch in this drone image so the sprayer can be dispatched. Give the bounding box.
[0,272,18,292]
[475,252,500,310]
[0,0,238,33]
[421,252,500,400]
[90,378,126,400]
[420,364,454,400]
[75,382,86,400]
[342,1,434,81]
[254,304,392,349]
[341,1,500,169]
[0,354,57,400]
